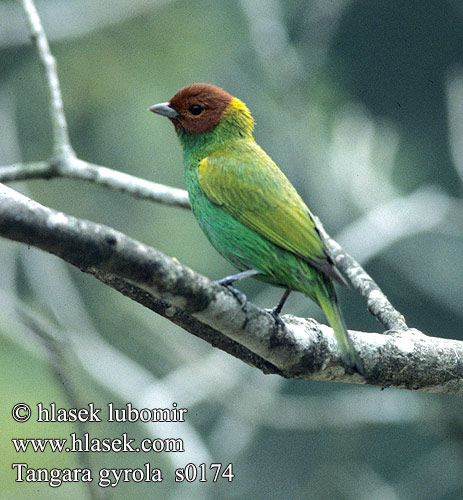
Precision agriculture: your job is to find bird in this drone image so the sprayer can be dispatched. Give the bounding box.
[149,83,361,372]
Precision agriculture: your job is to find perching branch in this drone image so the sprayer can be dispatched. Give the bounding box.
[1,183,463,394]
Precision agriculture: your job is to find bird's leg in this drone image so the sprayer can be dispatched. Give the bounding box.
[273,289,291,315]
[265,289,291,328]
[216,269,260,305]
[217,269,260,286]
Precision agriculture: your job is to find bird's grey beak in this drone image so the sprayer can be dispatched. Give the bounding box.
[148,102,180,119]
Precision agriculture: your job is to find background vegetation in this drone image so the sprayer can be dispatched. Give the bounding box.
[1,0,462,498]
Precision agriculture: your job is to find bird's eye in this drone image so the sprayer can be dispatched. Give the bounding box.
[189,104,204,116]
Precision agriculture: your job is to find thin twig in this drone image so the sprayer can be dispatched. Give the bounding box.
[0,159,190,208]
[0,161,53,181]
[21,0,73,157]
[316,217,408,331]
[14,0,190,210]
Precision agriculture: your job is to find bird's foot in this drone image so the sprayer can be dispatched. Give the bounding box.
[341,349,365,376]
[217,276,237,287]
[216,281,248,306]
[264,306,286,329]
[216,269,260,306]
[351,355,366,376]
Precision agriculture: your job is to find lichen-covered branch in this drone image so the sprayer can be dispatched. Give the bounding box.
[1,183,462,395]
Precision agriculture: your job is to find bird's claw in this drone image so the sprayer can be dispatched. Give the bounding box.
[217,282,247,306]
[217,277,236,287]
[264,307,286,329]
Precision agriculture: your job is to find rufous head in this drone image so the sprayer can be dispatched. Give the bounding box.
[149,83,234,134]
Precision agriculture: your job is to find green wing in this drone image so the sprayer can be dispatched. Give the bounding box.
[197,146,346,285]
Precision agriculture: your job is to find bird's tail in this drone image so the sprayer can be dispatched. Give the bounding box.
[317,292,363,374]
